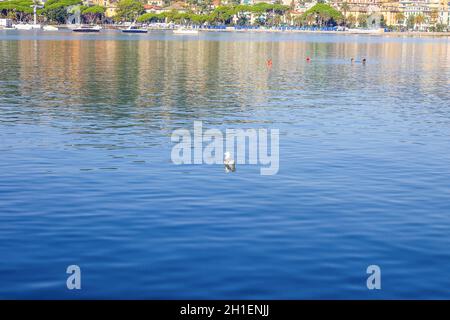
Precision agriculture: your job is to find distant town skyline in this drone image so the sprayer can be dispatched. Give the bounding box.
[1,0,449,30]
[83,0,449,28]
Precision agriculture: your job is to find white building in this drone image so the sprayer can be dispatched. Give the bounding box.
[399,0,430,17]
[448,1,450,25]
[147,0,165,6]
[240,0,277,4]
[399,0,449,28]
[0,19,13,28]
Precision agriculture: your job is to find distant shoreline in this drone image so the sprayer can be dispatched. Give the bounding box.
[209,29,450,37]
[2,25,449,37]
[82,25,450,37]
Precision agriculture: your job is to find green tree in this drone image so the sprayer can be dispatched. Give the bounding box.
[302,3,343,26]
[46,6,68,23]
[137,12,165,23]
[340,1,349,25]
[0,0,34,21]
[379,14,386,28]
[6,10,17,20]
[210,5,235,24]
[357,13,368,28]
[394,12,405,25]
[414,13,425,30]
[82,5,105,24]
[41,0,82,24]
[340,2,349,15]
[406,14,415,30]
[115,0,144,22]
[236,14,248,26]
[346,13,356,28]
[305,13,315,25]
[434,23,446,32]
[430,9,438,25]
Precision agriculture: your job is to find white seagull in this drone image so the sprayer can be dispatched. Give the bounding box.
[224,152,236,172]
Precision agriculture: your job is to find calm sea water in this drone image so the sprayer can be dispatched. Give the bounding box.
[0,30,449,299]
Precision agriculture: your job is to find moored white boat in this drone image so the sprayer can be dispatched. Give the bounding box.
[122,25,148,33]
[43,25,58,31]
[72,25,101,32]
[173,27,199,35]
[14,24,41,30]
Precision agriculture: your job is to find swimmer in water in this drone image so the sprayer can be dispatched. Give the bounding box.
[351,58,366,64]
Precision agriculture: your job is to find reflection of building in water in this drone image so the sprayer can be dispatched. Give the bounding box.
[8,37,449,129]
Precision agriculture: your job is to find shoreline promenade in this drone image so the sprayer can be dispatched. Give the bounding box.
[3,24,448,37]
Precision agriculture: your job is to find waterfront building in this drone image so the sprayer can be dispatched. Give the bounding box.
[399,0,431,21]
[446,1,449,25]
[332,0,385,26]
[435,0,449,25]
[289,0,317,11]
[89,0,119,18]
[144,4,164,13]
[0,18,13,28]
[214,0,234,5]
[428,0,448,25]
[280,0,295,6]
[161,1,189,12]
[379,0,400,26]
[240,0,277,4]
[331,0,403,27]
[147,0,165,6]
[398,0,448,28]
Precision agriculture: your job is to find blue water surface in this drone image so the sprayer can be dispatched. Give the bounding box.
[0,30,449,299]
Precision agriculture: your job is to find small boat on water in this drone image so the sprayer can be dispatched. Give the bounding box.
[43,25,58,31]
[173,27,199,35]
[72,25,101,33]
[13,24,41,30]
[122,25,148,33]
